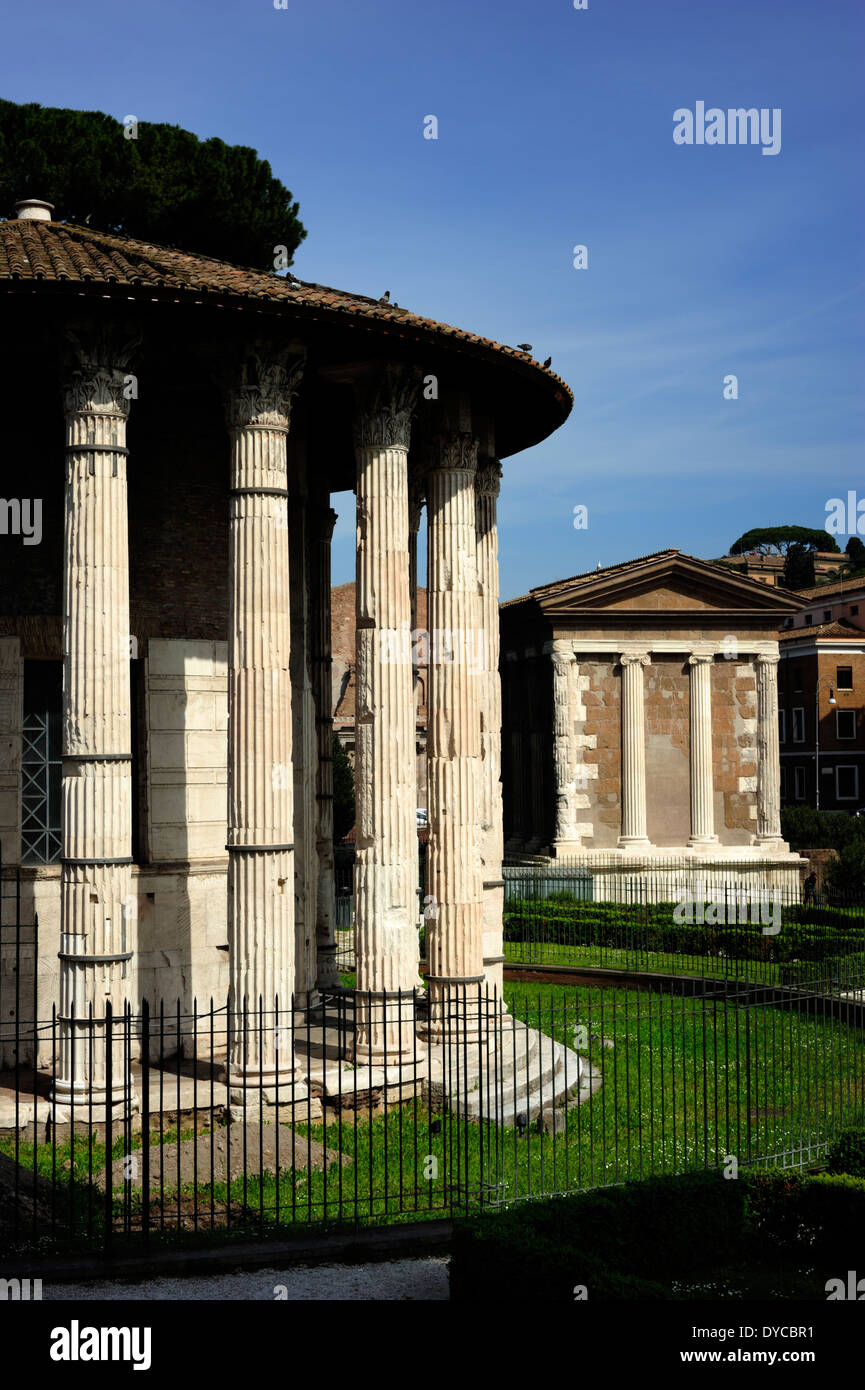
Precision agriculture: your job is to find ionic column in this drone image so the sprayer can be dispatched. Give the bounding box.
[688,652,718,847]
[226,348,306,1101]
[55,330,138,1110]
[755,651,784,845]
[551,640,581,853]
[476,456,506,999]
[312,504,341,989]
[352,370,421,1064]
[425,430,484,1039]
[618,650,652,849]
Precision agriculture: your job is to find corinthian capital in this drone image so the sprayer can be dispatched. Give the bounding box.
[475,458,502,498]
[354,367,419,450]
[429,430,479,474]
[227,348,305,430]
[62,327,141,418]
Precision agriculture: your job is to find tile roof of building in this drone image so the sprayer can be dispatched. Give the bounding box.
[789,577,865,601]
[0,217,573,405]
[500,549,683,608]
[779,617,865,643]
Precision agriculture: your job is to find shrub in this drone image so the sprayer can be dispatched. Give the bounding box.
[451,1170,865,1301]
[781,806,865,851]
[502,896,864,965]
[826,1127,865,1178]
[825,841,865,898]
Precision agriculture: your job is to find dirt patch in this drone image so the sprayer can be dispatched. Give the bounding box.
[95,1124,351,1193]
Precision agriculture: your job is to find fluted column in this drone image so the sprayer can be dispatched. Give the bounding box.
[226,348,306,1101]
[618,650,651,849]
[289,454,318,1009]
[55,330,138,1109]
[312,504,340,988]
[425,430,484,1039]
[755,651,784,845]
[351,370,421,1064]
[551,640,581,852]
[476,457,506,999]
[688,651,718,847]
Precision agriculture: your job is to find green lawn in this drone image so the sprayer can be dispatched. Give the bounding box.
[5,978,860,1251]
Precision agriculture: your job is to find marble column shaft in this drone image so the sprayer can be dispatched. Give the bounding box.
[552,642,579,846]
[312,505,340,988]
[57,332,137,1106]
[352,372,420,1063]
[476,459,505,999]
[756,652,783,842]
[618,651,651,848]
[688,653,718,845]
[426,431,484,1035]
[226,350,305,1095]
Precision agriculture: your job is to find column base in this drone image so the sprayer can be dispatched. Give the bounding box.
[51,1078,139,1116]
[618,836,653,850]
[752,835,790,853]
[316,945,343,991]
[551,839,583,857]
[687,835,720,852]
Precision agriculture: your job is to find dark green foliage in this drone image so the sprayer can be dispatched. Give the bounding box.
[781,805,865,850]
[826,1127,865,1178]
[332,732,355,842]
[502,896,863,965]
[0,100,306,268]
[825,841,865,897]
[845,537,865,566]
[451,1170,865,1301]
[783,542,816,589]
[729,526,840,557]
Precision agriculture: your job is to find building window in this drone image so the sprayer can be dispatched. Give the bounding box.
[851,605,859,616]
[794,766,806,800]
[21,661,63,864]
[836,765,859,801]
[792,707,805,743]
[780,765,787,798]
[837,709,857,740]
[792,667,803,692]
[778,709,786,743]
[805,614,813,626]
[823,609,832,622]
[837,665,853,690]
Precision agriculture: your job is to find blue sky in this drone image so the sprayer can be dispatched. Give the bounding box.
[3,0,862,599]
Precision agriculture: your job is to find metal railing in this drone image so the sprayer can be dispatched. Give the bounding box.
[1,976,863,1257]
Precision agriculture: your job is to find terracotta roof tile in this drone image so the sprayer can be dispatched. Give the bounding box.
[0,218,573,410]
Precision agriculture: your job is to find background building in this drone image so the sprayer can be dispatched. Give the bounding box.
[779,620,865,810]
[500,549,804,889]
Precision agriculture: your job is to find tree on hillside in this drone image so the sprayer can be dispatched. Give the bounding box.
[783,543,816,589]
[729,526,840,558]
[0,100,306,269]
[844,537,865,578]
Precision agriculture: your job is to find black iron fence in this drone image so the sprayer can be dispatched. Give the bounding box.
[1,976,863,1257]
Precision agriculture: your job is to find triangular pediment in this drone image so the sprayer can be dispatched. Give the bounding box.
[533,551,801,619]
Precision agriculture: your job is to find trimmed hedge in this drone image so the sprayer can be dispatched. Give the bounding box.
[451,1169,865,1301]
[827,1126,865,1178]
[502,898,864,964]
